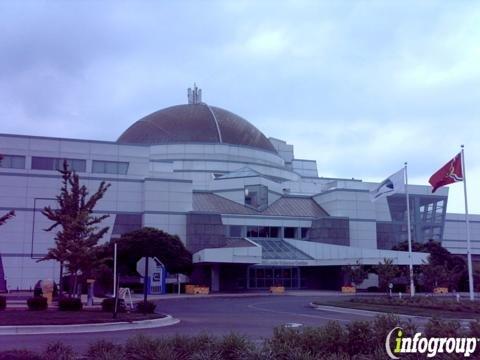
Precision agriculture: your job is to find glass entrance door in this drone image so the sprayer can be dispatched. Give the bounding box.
[247,266,301,289]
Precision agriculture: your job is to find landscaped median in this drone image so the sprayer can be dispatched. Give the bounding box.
[312,295,480,319]
[0,295,179,335]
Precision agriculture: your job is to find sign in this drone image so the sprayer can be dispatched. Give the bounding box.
[136,257,166,295]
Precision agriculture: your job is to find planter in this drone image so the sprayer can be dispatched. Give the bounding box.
[341,286,356,293]
[185,284,196,295]
[433,287,448,294]
[269,286,285,294]
[193,286,210,295]
[185,285,210,295]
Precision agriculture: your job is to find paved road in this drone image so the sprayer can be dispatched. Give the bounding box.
[0,294,406,352]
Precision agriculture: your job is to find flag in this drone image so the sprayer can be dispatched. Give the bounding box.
[429,152,463,193]
[370,168,405,201]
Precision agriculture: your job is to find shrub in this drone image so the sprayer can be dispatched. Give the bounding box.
[27,296,48,311]
[124,335,173,360]
[424,317,463,338]
[86,340,125,360]
[169,333,218,358]
[42,342,76,360]
[346,320,373,355]
[136,300,156,314]
[101,298,126,312]
[218,333,255,360]
[58,297,83,311]
[0,295,6,310]
[0,350,42,360]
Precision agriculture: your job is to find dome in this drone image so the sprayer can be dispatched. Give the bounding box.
[117,103,276,153]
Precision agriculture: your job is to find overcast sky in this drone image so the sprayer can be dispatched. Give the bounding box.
[0,1,478,214]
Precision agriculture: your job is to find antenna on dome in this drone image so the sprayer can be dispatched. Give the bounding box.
[187,83,202,104]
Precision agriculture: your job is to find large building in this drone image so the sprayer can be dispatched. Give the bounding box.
[1,86,479,291]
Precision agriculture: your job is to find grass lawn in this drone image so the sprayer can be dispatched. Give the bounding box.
[313,297,480,320]
[0,309,164,326]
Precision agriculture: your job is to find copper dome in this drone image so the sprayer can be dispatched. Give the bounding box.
[117,103,276,153]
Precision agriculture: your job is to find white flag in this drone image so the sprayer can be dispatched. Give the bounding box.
[370,168,405,201]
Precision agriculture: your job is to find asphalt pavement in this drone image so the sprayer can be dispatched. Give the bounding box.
[0,293,428,352]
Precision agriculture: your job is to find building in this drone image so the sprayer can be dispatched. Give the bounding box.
[0,86,479,291]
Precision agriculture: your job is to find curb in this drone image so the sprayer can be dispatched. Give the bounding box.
[309,303,474,324]
[0,315,180,335]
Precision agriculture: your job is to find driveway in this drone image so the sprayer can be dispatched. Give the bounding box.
[0,294,404,352]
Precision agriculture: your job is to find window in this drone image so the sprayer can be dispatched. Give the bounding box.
[92,160,129,175]
[244,185,268,210]
[0,154,25,169]
[247,226,259,238]
[301,227,310,239]
[31,156,86,172]
[284,227,297,239]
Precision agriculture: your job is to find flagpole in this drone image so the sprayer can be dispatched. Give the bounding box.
[405,162,415,297]
[461,145,474,301]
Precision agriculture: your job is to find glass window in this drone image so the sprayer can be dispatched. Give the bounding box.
[244,185,268,210]
[92,160,129,175]
[31,156,85,172]
[256,226,267,237]
[284,227,297,238]
[247,226,258,238]
[301,227,310,239]
[269,227,280,238]
[0,154,26,169]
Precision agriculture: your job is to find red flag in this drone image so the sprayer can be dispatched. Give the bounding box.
[429,152,463,193]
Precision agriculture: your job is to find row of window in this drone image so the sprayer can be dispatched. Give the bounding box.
[0,154,129,175]
[226,225,310,239]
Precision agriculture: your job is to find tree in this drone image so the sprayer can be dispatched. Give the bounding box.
[39,161,111,296]
[374,258,402,291]
[342,261,368,287]
[394,240,467,291]
[0,210,15,226]
[0,155,16,227]
[116,227,193,276]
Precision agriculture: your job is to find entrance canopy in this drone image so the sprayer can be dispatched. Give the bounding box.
[192,238,428,266]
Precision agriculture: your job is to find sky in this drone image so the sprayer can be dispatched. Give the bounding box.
[0,1,479,214]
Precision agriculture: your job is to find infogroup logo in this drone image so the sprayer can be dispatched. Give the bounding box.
[385,327,479,359]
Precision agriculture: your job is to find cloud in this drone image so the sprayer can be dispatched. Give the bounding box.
[0,0,479,213]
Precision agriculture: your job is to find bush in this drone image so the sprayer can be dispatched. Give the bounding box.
[101,298,126,312]
[86,340,125,360]
[124,335,173,360]
[58,297,83,311]
[218,333,255,360]
[0,295,6,310]
[0,350,42,360]
[136,300,156,314]
[346,320,372,355]
[42,342,76,360]
[27,296,48,311]
[424,317,463,338]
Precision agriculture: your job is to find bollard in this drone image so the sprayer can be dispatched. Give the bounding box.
[399,292,402,299]
[456,293,461,303]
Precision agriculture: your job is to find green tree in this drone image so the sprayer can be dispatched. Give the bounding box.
[394,240,467,291]
[0,155,15,227]
[342,261,368,287]
[0,210,15,226]
[374,258,402,291]
[115,227,192,276]
[39,161,111,296]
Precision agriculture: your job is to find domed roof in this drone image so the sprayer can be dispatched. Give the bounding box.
[117,103,276,153]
